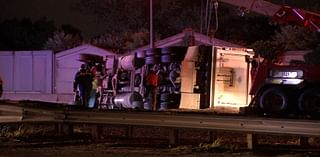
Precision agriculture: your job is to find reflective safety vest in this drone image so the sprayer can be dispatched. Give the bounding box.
[147,71,159,86]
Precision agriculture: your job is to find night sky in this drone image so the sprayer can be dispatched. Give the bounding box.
[0,0,318,40]
[0,0,107,39]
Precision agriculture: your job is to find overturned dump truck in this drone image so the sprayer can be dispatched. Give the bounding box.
[80,46,254,112]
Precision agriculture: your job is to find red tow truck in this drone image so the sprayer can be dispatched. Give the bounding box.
[249,51,320,115]
[219,0,320,115]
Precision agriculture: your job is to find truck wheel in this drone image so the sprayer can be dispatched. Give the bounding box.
[298,88,320,114]
[258,87,288,113]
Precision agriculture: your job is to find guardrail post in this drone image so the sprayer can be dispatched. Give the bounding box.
[169,128,179,146]
[125,126,134,139]
[299,136,309,147]
[56,123,73,136]
[208,130,217,143]
[91,125,103,142]
[247,133,257,150]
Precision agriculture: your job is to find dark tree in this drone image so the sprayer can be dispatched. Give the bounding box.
[0,18,56,50]
[215,15,278,46]
[60,24,83,39]
[43,30,82,52]
[76,0,202,37]
[75,0,149,34]
[251,25,320,59]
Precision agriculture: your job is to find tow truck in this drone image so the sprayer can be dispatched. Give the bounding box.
[219,0,320,115]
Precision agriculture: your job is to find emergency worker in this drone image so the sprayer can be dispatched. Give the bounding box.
[146,67,159,110]
[0,76,3,97]
[73,64,93,107]
[88,66,98,108]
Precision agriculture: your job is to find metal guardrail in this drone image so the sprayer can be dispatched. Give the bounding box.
[65,111,320,136]
[1,103,320,137]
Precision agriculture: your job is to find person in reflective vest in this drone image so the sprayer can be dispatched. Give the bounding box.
[88,66,98,108]
[73,64,93,107]
[146,70,159,110]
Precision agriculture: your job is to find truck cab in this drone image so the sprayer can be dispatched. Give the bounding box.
[250,51,320,115]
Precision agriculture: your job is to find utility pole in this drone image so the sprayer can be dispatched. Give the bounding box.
[150,0,154,48]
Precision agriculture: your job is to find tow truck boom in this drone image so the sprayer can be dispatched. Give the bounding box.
[218,0,320,32]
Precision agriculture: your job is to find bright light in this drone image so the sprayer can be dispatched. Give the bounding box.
[269,69,303,79]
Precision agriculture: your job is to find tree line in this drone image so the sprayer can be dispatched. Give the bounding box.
[0,0,319,62]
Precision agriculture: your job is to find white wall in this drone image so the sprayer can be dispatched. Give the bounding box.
[0,50,53,93]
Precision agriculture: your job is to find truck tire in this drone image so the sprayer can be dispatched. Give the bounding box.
[298,88,320,115]
[161,54,172,63]
[258,87,288,113]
